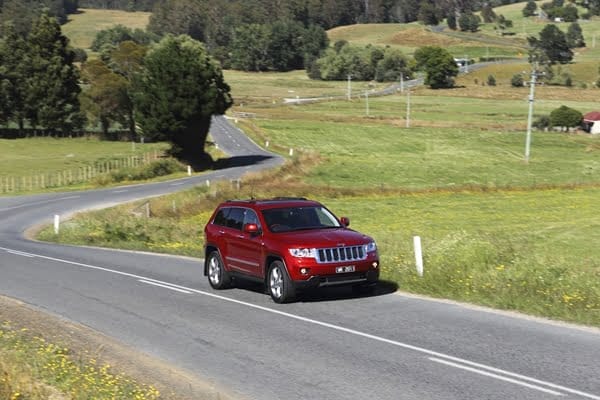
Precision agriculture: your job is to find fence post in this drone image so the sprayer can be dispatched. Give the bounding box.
[54,214,60,234]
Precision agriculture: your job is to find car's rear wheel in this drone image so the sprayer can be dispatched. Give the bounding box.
[207,251,231,289]
[267,260,296,303]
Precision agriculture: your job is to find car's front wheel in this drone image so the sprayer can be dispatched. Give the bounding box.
[207,251,231,289]
[267,260,296,303]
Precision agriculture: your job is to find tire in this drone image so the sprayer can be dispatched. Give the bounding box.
[267,260,296,303]
[207,251,231,289]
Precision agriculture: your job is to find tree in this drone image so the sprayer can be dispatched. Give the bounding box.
[481,3,496,23]
[132,35,232,166]
[147,0,206,41]
[458,12,480,32]
[447,14,457,30]
[549,105,582,131]
[414,46,458,89]
[0,22,29,129]
[230,23,270,71]
[522,0,537,17]
[105,40,147,140]
[418,2,440,25]
[26,13,84,133]
[80,59,129,137]
[511,73,524,87]
[374,48,413,82]
[267,20,305,71]
[91,24,157,53]
[528,24,573,65]
[566,22,585,48]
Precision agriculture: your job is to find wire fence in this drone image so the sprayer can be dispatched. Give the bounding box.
[0,151,162,194]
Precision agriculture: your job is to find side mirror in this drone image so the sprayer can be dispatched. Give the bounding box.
[244,223,260,235]
[339,217,350,227]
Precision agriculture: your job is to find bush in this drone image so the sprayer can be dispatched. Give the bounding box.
[533,115,550,130]
[511,74,524,87]
[93,158,186,185]
[487,75,497,86]
[549,105,583,131]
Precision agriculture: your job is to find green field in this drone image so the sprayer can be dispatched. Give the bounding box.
[62,8,150,51]
[0,138,166,178]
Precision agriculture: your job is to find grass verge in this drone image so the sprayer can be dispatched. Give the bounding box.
[0,321,160,400]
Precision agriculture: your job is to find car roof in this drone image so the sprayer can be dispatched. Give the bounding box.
[220,197,322,209]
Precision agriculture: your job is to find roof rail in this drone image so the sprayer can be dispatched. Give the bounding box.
[270,197,308,201]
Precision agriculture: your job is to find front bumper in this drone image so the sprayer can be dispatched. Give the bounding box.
[293,269,379,290]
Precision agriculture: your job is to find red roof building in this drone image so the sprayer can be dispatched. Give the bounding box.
[583,111,600,134]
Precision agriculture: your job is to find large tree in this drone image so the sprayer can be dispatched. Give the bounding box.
[80,59,129,137]
[26,13,83,133]
[230,23,270,71]
[414,45,458,89]
[107,40,147,140]
[549,105,582,131]
[0,22,29,129]
[528,24,573,65]
[133,34,232,166]
[566,22,585,49]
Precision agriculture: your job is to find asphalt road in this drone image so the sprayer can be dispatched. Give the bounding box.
[1,116,599,400]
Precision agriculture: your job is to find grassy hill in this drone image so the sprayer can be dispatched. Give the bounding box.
[62,8,150,51]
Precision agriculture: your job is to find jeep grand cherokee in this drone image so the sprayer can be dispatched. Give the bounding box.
[203,197,379,303]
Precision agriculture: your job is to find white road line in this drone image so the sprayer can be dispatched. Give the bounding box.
[428,357,564,396]
[5,249,36,258]
[0,196,81,212]
[170,182,185,186]
[138,279,192,294]
[112,190,129,193]
[3,245,599,400]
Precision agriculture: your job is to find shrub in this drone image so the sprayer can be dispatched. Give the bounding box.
[93,159,186,185]
[511,74,524,87]
[487,75,497,86]
[533,115,551,130]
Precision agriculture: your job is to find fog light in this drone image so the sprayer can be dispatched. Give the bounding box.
[300,268,310,275]
[372,262,379,269]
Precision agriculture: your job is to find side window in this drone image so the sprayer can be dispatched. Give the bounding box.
[213,208,230,226]
[226,207,245,230]
[243,209,261,230]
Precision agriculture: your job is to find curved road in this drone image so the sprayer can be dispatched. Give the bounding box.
[1,116,599,400]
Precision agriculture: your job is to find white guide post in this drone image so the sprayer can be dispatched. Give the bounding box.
[414,236,423,277]
[54,215,60,234]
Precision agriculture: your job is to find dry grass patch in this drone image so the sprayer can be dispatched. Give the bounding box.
[389,27,465,47]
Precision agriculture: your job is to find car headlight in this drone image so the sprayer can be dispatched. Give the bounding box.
[289,248,317,258]
[364,241,377,253]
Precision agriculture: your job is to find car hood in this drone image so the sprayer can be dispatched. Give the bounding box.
[271,228,373,248]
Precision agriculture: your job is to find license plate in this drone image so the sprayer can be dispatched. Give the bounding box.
[336,265,355,273]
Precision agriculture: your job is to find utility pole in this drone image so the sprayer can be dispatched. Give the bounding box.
[524,66,543,163]
[347,74,352,100]
[406,90,411,128]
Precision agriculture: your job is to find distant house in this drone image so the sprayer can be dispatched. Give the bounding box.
[582,111,600,134]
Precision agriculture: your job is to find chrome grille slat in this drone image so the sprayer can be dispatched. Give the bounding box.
[316,245,366,264]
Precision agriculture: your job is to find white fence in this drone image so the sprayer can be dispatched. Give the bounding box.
[0,151,162,194]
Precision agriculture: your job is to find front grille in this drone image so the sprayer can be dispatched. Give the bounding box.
[316,245,366,264]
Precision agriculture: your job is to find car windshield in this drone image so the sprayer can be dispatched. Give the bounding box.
[262,206,341,233]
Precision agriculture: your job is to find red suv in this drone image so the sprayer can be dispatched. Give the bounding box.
[203,197,380,303]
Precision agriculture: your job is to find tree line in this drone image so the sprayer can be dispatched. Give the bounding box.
[0,12,231,167]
